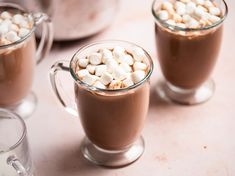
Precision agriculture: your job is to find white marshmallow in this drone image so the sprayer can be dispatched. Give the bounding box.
[0,24,9,36]
[1,11,12,19]
[133,62,147,71]
[194,0,205,5]
[86,64,96,74]
[19,20,30,28]
[204,0,214,8]
[166,19,176,26]
[197,5,208,12]
[12,14,24,24]
[9,24,20,32]
[82,74,98,85]
[162,1,174,11]
[78,58,89,68]
[132,71,146,84]
[100,72,113,85]
[112,67,126,80]
[177,23,186,28]
[106,60,118,73]
[2,19,12,26]
[176,5,186,15]
[122,77,134,87]
[173,13,182,23]
[195,7,206,18]
[201,12,211,21]
[109,80,122,89]
[95,65,107,77]
[131,47,146,62]
[209,15,221,23]
[77,69,89,78]
[187,18,199,28]
[113,46,125,59]
[5,31,20,42]
[88,52,102,65]
[209,7,221,16]
[186,2,196,14]
[158,10,169,21]
[93,81,106,89]
[182,14,192,23]
[119,54,134,65]
[100,48,113,63]
[119,62,132,73]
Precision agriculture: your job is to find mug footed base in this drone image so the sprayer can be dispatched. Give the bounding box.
[156,79,215,105]
[81,136,145,168]
[6,92,37,119]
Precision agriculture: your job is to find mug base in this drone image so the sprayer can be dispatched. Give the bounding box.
[81,136,145,168]
[6,92,37,119]
[156,79,215,105]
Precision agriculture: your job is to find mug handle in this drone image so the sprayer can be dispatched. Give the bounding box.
[32,12,53,64]
[49,60,78,116]
[7,155,29,176]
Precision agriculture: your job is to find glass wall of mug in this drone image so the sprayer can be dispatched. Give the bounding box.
[152,0,228,105]
[0,108,33,176]
[0,3,53,118]
[49,40,154,167]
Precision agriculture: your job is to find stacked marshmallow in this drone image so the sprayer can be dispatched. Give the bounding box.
[75,46,149,89]
[0,11,33,45]
[156,0,222,28]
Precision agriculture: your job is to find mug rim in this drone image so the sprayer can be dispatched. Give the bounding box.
[0,108,27,154]
[69,40,154,93]
[0,2,36,50]
[151,0,228,32]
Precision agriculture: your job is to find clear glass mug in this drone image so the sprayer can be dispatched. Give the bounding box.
[152,0,228,105]
[0,3,53,118]
[49,40,153,167]
[0,108,33,176]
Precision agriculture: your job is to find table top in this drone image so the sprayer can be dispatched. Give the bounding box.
[26,0,235,175]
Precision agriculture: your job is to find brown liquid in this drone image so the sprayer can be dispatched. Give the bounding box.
[155,24,223,89]
[75,81,150,150]
[0,35,36,106]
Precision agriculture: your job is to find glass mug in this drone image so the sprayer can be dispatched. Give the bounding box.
[0,108,33,176]
[49,40,153,167]
[152,0,228,105]
[0,3,53,118]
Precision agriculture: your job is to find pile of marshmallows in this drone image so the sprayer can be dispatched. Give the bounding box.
[0,11,33,45]
[75,46,149,89]
[156,0,222,28]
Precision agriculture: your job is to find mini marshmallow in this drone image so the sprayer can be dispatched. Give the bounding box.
[122,77,134,87]
[12,14,24,24]
[182,14,192,23]
[162,1,174,11]
[101,48,113,63]
[132,70,146,84]
[209,7,221,16]
[133,62,147,71]
[77,69,89,78]
[95,65,107,77]
[118,54,134,65]
[5,31,20,42]
[204,0,214,8]
[131,47,146,62]
[195,7,205,18]
[112,67,126,80]
[119,62,132,73]
[93,81,106,89]
[9,24,20,32]
[113,46,125,59]
[209,15,221,23]
[86,64,96,74]
[197,5,208,12]
[173,13,182,23]
[194,0,205,5]
[166,19,176,26]
[176,4,186,15]
[106,60,118,73]
[82,74,97,85]
[100,72,113,85]
[78,58,89,68]
[186,2,196,14]
[88,52,102,65]
[1,11,12,19]
[158,10,169,21]
[109,80,122,89]
[19,20,30,28]
[0,24,9,36]
[2,19,12,26]
[187,18,199,28]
